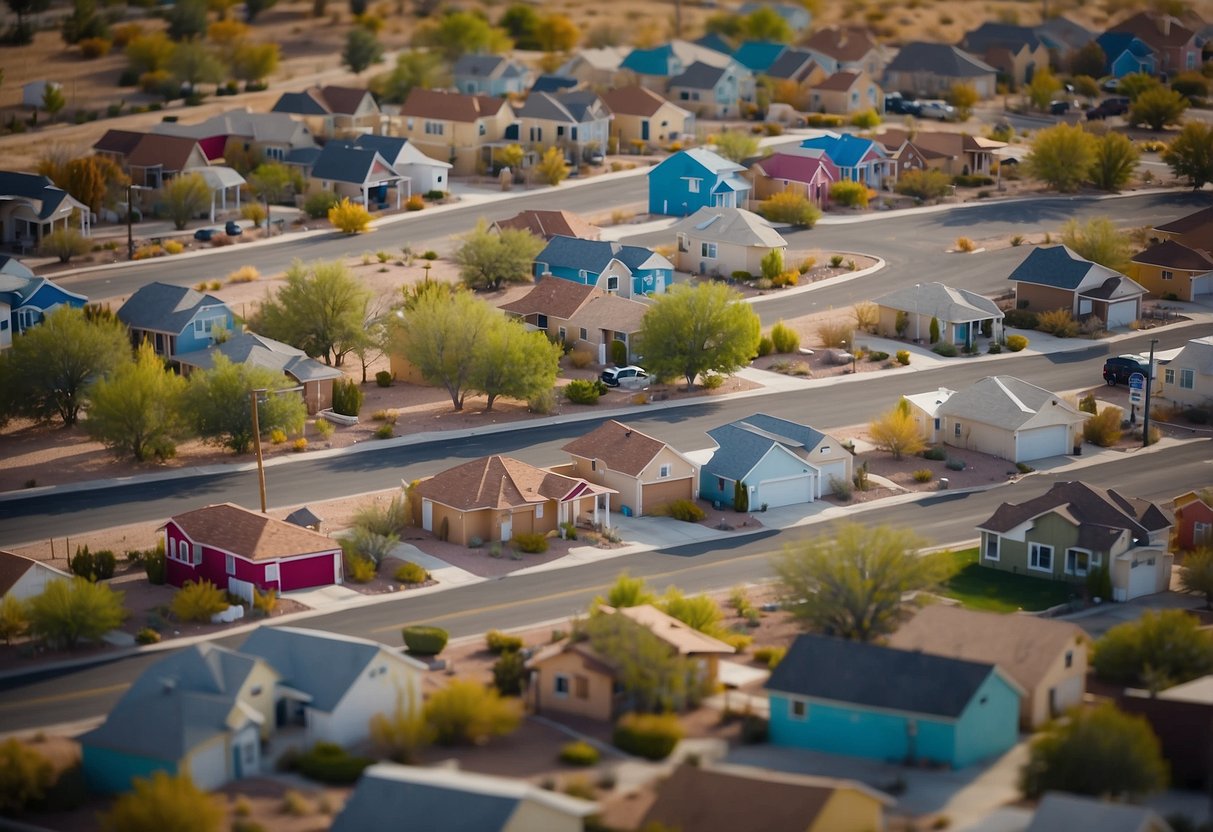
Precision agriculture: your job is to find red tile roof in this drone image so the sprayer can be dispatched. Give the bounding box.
[401,88,509,122]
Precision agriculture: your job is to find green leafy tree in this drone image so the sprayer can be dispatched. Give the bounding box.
[167,0,208,41]
[1093,609,1213,688]
[424,679,521,746]
[713,130,759,162]
[0,595,29,645]
[28,577,126,650]
[251,259,371,367]
[40,83,66,122]
[0,739,54,814]
[947,82,979,119]
[168,40,225,88]
[87,342,189,462]
[1068,41,1106,79]
[62,0,108,44]
[1026,123,1097,192]
[414,10,512,61]
[895,168,952,200]
[342,26,383,74]
[1163,121,1213,189]
[55,155,128,216]
[1088,131,1139,191]
[1117,72,1160,102]
[659,587,725,636]
[772,522,949,641]
[454,219,544,291]
[1060,216,1131,272]
[1026,66,1061,111]
[1071,74,1101,99]
[579,609,708,712]
[742,5,792,41]
[535,146,569,186]
[0,306,128,427]
[760,248,783,281]
[637,282,761,390]
[183,354,305,453]
[370,49,448,104]
[247,162,295,208]
[231,41,278,83]
[162,172,211,230]
[593,571,657,609]
[100,771,225,832]
[1020,703,1168,800]
[469,318,561,411]
[498,4,539,49]
[493,143,525,172]
[38,228,90,263]
[1128,86,1188,131]
[1180,548,1213,609]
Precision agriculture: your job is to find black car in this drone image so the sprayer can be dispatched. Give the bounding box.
[1048,100,1072,115]
[1086,97,1131,120]
[225,220,243,237]
[885,93,920,115]
[193,227,219,241]
[1103,354,1150,385]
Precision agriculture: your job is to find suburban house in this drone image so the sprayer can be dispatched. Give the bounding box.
[1121,678,1213,792]
[116,282,234,359]
[558,46,629,88]
[173,332,344,415]
[0,266,87,349]
[1033,16,1096,53]
[238,627,426,748]
[0,171,90,249]
[91,128,145,166]
[1111,11,1202,73]
[526,603,734,721]
[976,480,1173,602]
[398,88,516,176]
[80,643,280,793]
[747,150,838,207]
[889,606,1088,728]
[877,128,1006,177]
[1172,488,1213,551]
[698,413,852,508]
[493,209,601,240]
[883,42,998,98]
[766,634,1022,769]
[163,503,345,599]
[349,134,452,195]
[511,90,612,163]
[619,39,733,89]
[648,147,751,216]
[733,40,788,74]
[1160,335,1213,408]
[600,85,694,151]
[499,277,648,363]
[0,550,71,601]
[1024,793,1174,832]
[799,132,893,189]
[666,60,754,119]
[150,108,317,165]
[306,142,407,209]
[631,764,891,832]
[934,375,1087,463]
[739,1,812,33]
[561,420,700,515]
[762,49,827,111]
[116,133,210,189]
[669,206,787,277]
[961,22,1051,86]
[872,281,1004,348]
[904,387,956,445]
[809,70,883,115]
[1094,32,1158,77]
[1009,245,1147,329]
[1153,205,1213,248]
[332,764,598,832]
[412,455,614,546]
[1130,239,1213,302]
[271,85,384,139]
[801,26,885,77]
[452,54,531,97]
[530,74,579,94]
[533,235,673,297]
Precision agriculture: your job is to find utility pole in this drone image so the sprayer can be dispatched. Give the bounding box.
[126,182,135,261]
[1142,338,1158,448]
[250,388,267,513]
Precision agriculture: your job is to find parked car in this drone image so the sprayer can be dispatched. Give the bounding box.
[600,365,648,388]
[1100,77,1121,92]
[225,220,243,237]
[885,93,921,115]
[1103,354,1151,385]
[1048,99,1076,115]
[918,100,955,121]
[1086,97,1130,120]
[193,227,219,241]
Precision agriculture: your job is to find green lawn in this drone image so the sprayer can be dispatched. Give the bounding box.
[938,548,1076,613]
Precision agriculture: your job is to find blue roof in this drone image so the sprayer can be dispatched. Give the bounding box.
[240,627,390,713]
[694,32,735,55]
[1096,31,1155,59]
[799,133,881,169]
[702,414,828,482]
[272,90,328,116]
[0,171,72,219]
[622,44,676,76]
[352,133,408,161]
[536,236,666,274]
[530,74,578,94]
[285,146,322,167]
[733,40,788,72]
[310,144,394,185]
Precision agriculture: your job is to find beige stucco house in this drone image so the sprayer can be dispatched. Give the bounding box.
[935,376,1087,463]
[499,277,649,364]
[873,281,1004,349]
[670,206,787,277]
[561,420,699,515]
[601,85,695,152]
[1160,335,1213,408]
[398,88,515,176]
[809,70,883,115]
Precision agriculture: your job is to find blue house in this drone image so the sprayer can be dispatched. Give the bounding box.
[739,1,812,34]
[533,235,673,297]
[699,414,851,509]
[647,148,751,216]
[451,54,530,97]
[117,281,234,359]
[733,40,789,73]
[1095,32,1157,77]
[693,32,735,56]
[0,256,87,350]
[799,132,893,190]
[766,635,1023,769]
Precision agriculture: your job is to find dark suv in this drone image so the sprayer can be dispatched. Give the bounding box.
[1086,97,1130,120]
[1103,354,1150,385]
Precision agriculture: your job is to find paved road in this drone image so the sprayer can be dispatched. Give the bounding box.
[1,443,1207,732]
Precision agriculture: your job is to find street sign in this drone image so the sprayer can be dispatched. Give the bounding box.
[1128,372,1145,406]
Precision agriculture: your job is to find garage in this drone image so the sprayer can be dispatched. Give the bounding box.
[1015,425,1070,462]
[756,474,814,508]
[641,477,694,515]
[1122,554,1162,601]
[1104,299,1139,329]
[815,461,849,498]
[1192,272,1213,300]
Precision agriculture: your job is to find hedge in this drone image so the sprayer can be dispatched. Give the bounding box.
[291,742,373,784]
[613,713,684,760]
[402,624,448,656]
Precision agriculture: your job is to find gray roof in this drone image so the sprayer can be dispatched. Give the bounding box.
[152,109,311,146]
[765,48,822,81]
[175,332,343,383]
[1026,793,1171,832]
[885,42,996,77]
[285,506,323,528]
[309,143,400,185]
[0,255,34,279]
[766,634,1008,719]
[937,375,1082,431]
[332,763,598,832]
[669,60,729,90]
[530,74,578,94]
[703,414,827,482]
[1033,16,1095,51]
[873,281,1003,323]
[1081,275,1146,301]
[272,90,329,116]
[453,54,527,80]
[1008,245,1121,291]
[978,480,1171,542]
[515,90,608,124]
[536,235,672,274]
[350,133,408,161]
[117,282,228,335]
[962,22,1044,53]
[671,207,784,248]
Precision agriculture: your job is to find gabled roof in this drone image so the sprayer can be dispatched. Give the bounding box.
[873,281,1003,323]
[622,40,732,76]
[124,134,206,171]
[878,128,1005,159]
[815,69,865,91]
[655,146,745,178]
[977,480,1171,544]
[1033,16,1095,51]
[514,90,608,124]
[764,48,823,82]
[351,134,451,169]
[885,42,997,77]
[603,604,735,655]
[1157,674,1213,705]
[117,281,228,335]
[802,25,879,63]
[535,235,672,275]
[400,88,509,123]
[1170,335,1213,375]
[702,413,829,482]
[733,40,788,72]
[332,763,598,832]
[1112,10,1197,49]
[1025,792,1172,832]
[750,151,837,185]
[499,278,648,333]
[412,455,610,511]
[0,550,69,597]
[601,84,684,118]
[670,207,785,247]
[174,331,343,383]
[494,209,601,240]
[937,375,1084,432]
[563,420,674,476]
[1096,31,1156,59]
[668,60,730,90]
[800,132,884,168]
[0,255,35,279]
[889,606,1086,695]
[962,22,1044,53]
[452,54,527,80]
[0,171,79,220]
[529,73,578,94]
[240,627,424,713]
[0,273,87,311]
[271,85,375,116]
[693,32,735,55]
[1007,245,1122,291]
[1080,274,1147,301]
[1154,206,1213,245]
[766,634,1012,719]
[151,108,312,146]
[92,128,145,156]
[559,46,629,73]
[169,503,339,561]
[309,143,400,185]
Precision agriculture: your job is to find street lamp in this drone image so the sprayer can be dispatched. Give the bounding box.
[915,283,922,343]
[1142,338,1159,448]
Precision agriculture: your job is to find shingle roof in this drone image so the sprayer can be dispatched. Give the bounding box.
[117,282,228,335]
[622,40,733,76]
[124,134,205,171]
[273,89,329,116]
[1096,31,1156,59]
[0,255,35,279]
[766,634,1009,719]
[764,48,822,82]
[499,276,598,318]
[92,128,145,156]
[751,151,836,185]
[1025,792,1172,832]
[885,42,997,77]
[815,69,864,91]
[693,32,735,55]
[606,604,735,655]
[494,209,601,240]
[962,22,1044,53]
[0,172,75,220]
[309,143,399,185]
[799,132,883,169]
[656,147,745,177]
[452,54,526,79]
[977,480,1171,542]
[174,332,343,383]
[535,235,671,275]
[803,26,879,63]
[601,85,677,118]
[529,73,578,94]
[514,90,607,124]
[937,375,1083,431]
[272,85,374,116]
[1033,16,1095,51]
[562,420,672,476]
[702,414,826,482]
[412,455,602,511]
[0,551,37,596]
[170,503,339,562]
[733,40,788,72]
[1154,206,1213,247]
[1008,245,1121,291]
[1112,11,1196,50]
[669,207,785,247]
[873,281,1003,323]
[400,88,508,122]
[1080,274,1147,301]
[570,292,650,334]
[669,60,729,90]
[152,109,310,146]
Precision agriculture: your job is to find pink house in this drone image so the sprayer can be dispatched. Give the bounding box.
[164,503,343,599]
[748,151,839,209]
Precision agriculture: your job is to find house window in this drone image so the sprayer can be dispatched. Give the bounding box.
[265,563,279,582]
[535,503,544,519]
[819,446,830,454]
[558,326,567,341]
[192,544,202,565]
[1195,521,1211,546]
[243,743,256,766]
[984,534,1000,562]
[1161,269,1173,281]
[265,146,285,161]
[536,314,548,329]
[1065,548,1091,576]
[226,554,236,575]
[1165,368,1175,384]
[607,275,619,292]
[685,177,701,194]
[701,242,717,258]
[557,125,565,137]
[478,123,486,136]
[659,464,672,478]
[406,118,415,130]
[1065,650,1073,669]
[579,327,588,341]
[554,674,570,697]
[178,540,189,562]
[574,675,589,699]
[250,685,262,696]
[717,477,725,491]
[1180,368,1195,389]
[933,417,941,430]
[954,422,962,437]
[424,121,444,135]
[1029,542,1054,572]
[789,699,807,720]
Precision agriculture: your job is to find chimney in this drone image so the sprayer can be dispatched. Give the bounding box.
[1160,16,1171,36]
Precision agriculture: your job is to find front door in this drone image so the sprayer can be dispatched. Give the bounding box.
[500,516,512,542]
[641,120,650,141]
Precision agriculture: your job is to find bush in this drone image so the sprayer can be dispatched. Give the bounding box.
[952,174,995,188]
[292,742,373,785]
[373,370,392,388]
[332,378,363,417]
[143,542,166,585]
[528,388,557,414]
[945,457,966,471]
[422,250,438,260]
[771,270,799,288]
[922,446,947,461]
[270,428,287,444]
[895,168,952,200]
[38,228,90,263]
[1005,334,1029,351]
[394,561,429,584]
[758,190,822,227]
[69,546,116,581]
[756,335,774,356]
[770,321,800,353]
[1004,308,1038,330]
[829,180,870,208]
[328,198,372,234]
[402,624,448,656]
[559,740,600,766]
[346,555,376,582]
[0,739,55,814]
[564,379,606,405]
[954,236,976,252]
[490,648,526,696]
[292,437,308,452]
[405,194,424,211]
[613,713,683,760]
[135,627,161,644]
[426,679,522,745]
[932,342,959,357]
[569,348,595,369]
[303,190,339,219]
[1079,393,1097,414]
[667,499,706,522]
[731,270,752,281]
[79,36,112,58]
[374,423,394,440]
[1084,407,1123,447]
[170,580,228,623]
[424,189,446,201]
[816,320,852,348]
[912,468,933,483]
[988,342,1002,354]
[867,351,889,362]
[611,339,628,366]
[895,350,910,366]
[315,418,334,439]
[850,107,881,129]
[512,532,549,554]
[486,629,523,654]
[1036,308,1079,337]
[829,474,853,500]
[252,587,277,617]
[753,645,786,668]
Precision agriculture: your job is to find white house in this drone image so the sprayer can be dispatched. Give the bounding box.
[935,376,1087,463]
[0,550,72,601]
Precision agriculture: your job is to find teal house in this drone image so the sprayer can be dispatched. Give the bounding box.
[533,235,673,297]
[766,635,1023,769]
[647,147,750,216]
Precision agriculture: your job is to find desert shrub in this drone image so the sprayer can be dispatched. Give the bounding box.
[375,370,393,387]
[79,36,112,58]
[331,378,363,417]
[756,335,774,357]
[486,629,523,654]
[328,198,372,234]
[922,446,947,461]
[0,739,55,813]
[912,468,934,483]
[374,424,394,439]
[829,254,844,268]
[867,351,889,362]
[753,645,786,668]
[171,580,228,623]
[252,587,277,617]
[816,320,852,348]
[830,180,869,208]
[1005,334,1029,351]
[426,679,521,745]
[564,379,606,405]
[954,236,976,252]
[292,437,308,452]
[770,270,799,288]
[1079,393,1097,414]
[315,418,334,439]
[731,270,753,281]
[569,348,594,369]
[143,542,166,584]
[896,350,910,365]
[402,625,448,655]
[303,190,339,219]
[69,546,116,581]
[611,340,628,366]
[829,474,853,500]
[513,532,549,554]
[394,561,429,584]
[491,649,526,696]
[700,372,725,389]
[667,499,706,522]
[770,321,800,353]
[988,342,1002,354]
[799,257,816,273]
[346,555,376,582]
[405,194,424,211]
[529,388,557,414]
[952,174,995,188]
[1036,309,1079,337]
[1003,308,1038,329]
[292,742,373,785]
[422,250,438,260]
[613,713,684,760]
[269,428,287,445]
[135,627,161,644]
[932,342,959,357]
[945,458,966,471]
[559,740,600,766]
[1084,407,1123,447]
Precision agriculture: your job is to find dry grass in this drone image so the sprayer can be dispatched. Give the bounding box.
[227,265,260,284]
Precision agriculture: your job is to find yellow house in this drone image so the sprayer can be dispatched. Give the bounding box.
[600,85,695,152]
[562,419,699,515]
[1131,240,1213,302]
[808,70,883,115]
[398,88,515,176]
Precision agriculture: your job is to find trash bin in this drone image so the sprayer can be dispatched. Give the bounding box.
[939,477,949,490]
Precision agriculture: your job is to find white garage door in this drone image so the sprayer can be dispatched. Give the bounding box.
[1125,556,1158,600]
[815,461,849,497]
[1105,300,1137,328]
[757,475,813,508]
[1192,273,1213,299]
[1015,426,1069,462]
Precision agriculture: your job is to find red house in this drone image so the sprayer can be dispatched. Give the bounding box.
[747,151,839,209]
[1173,490,1213,552]
[164,503,344,599]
